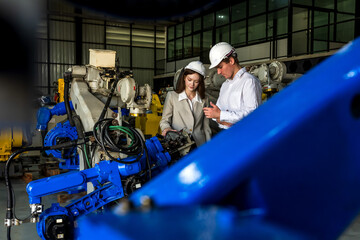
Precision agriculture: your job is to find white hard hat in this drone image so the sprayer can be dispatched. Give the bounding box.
[209,42,236,69]
[184,61,206,77]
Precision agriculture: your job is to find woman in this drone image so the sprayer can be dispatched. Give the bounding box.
[160,61,211,147]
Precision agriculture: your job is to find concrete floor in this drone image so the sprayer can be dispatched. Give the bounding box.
[1,177,359,240]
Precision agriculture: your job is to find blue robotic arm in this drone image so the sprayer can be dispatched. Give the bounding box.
[25,134,191,240]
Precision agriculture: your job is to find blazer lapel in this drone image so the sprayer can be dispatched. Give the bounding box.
[179,99,194,129]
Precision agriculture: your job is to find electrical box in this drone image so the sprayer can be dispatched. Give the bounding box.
[89,49,116,68]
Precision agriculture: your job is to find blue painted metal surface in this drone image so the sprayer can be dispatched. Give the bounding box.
[43,120,79,170]
[27,136,174,239]
[78,38,360,240]
[36,101,74,131]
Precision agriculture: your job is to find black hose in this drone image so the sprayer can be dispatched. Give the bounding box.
[72,115,90,169]
[64,71,74,127]
[92,119,144,164]
[7,226,11,240]
[98,78,119,122]
[5,141,81,240]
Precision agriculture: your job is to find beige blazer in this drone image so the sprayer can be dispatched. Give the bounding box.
[160,91,212,147]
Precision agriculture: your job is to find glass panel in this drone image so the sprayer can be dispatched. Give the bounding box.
[314,26,328,41]
[184,21,192,35]
[248,15,266,42]
[175,38,182,58]
[216,8,229,26]
[216,25,229,43]
[293,0,312,6]
[231,21,246,46]
[292,30,309,55]
[268,0,288,11]
[176,24,183,38]
[314,11,329,27]
[168,26,174,40]
[203,13,214,29]
[249,0,266,17]
[232,2,246,22]
[293,7,309,32]
[336,21,354,42]
[337,0,355,13]
[203,30,213,52]
[167,40,174,60]
[184,36,192,57]
[313,41,327,52]
[337,13,355,22]
[194,17,201,32]
[193,33,201,56]
[268,9,288,37]
[314,0,334,9]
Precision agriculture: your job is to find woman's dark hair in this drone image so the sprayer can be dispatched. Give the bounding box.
[175,69,205,99]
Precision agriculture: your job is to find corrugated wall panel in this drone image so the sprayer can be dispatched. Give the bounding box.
[132,69,154,88]
[132,47,154,68]
[35,39,48,63]
[49,20,75,41]
[50,41,75,64]
[106,45,131,68]
[83,23,104,43]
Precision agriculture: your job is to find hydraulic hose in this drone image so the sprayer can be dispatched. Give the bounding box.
[98,78,120,122]
[5,141,82,240]
[64,71,75,127]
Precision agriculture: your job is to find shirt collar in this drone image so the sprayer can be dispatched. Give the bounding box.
[226,67,247,83]
[178,91,202,103]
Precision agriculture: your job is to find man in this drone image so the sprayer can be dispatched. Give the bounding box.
[203,42,262,129]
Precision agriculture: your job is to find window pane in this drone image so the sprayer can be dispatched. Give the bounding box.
[194,17,201,32]
[184,36,192,57]
[249,0,266,17]
[268,9,288,37]
[337,13,355,22]
[203,13,214,29]
[176,38,182,58]
[314,11,329,27]
[293,7,309,32]
[232,2,246,22]
[193,33,200,56]
[293,0,312,6]
[292,30,309,55]
[184,21,192,35]
[168,26,174,40]
[203,30,212,52]
[176,24,183,38]
[336,21,354,42]
[315,0,334,9]
[216,25,229,43]
[231,21,246,46]
[314,26,328,41]
[216,8,229,26]
[167,40,174,59]
[313,41,327,52]
[248,15,266,42]
[337,0,355,13]
[269,0,288,11]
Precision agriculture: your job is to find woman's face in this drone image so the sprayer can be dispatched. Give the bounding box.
[184,73,200,92]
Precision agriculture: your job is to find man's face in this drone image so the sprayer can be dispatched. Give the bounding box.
[216,59,235,79]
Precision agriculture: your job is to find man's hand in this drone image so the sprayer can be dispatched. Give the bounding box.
[203,102,221,119]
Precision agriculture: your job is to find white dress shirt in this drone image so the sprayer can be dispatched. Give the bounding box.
[178,91,202,112]
[216,67,262,129]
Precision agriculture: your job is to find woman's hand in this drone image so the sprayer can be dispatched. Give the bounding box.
[161,128,177,136]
